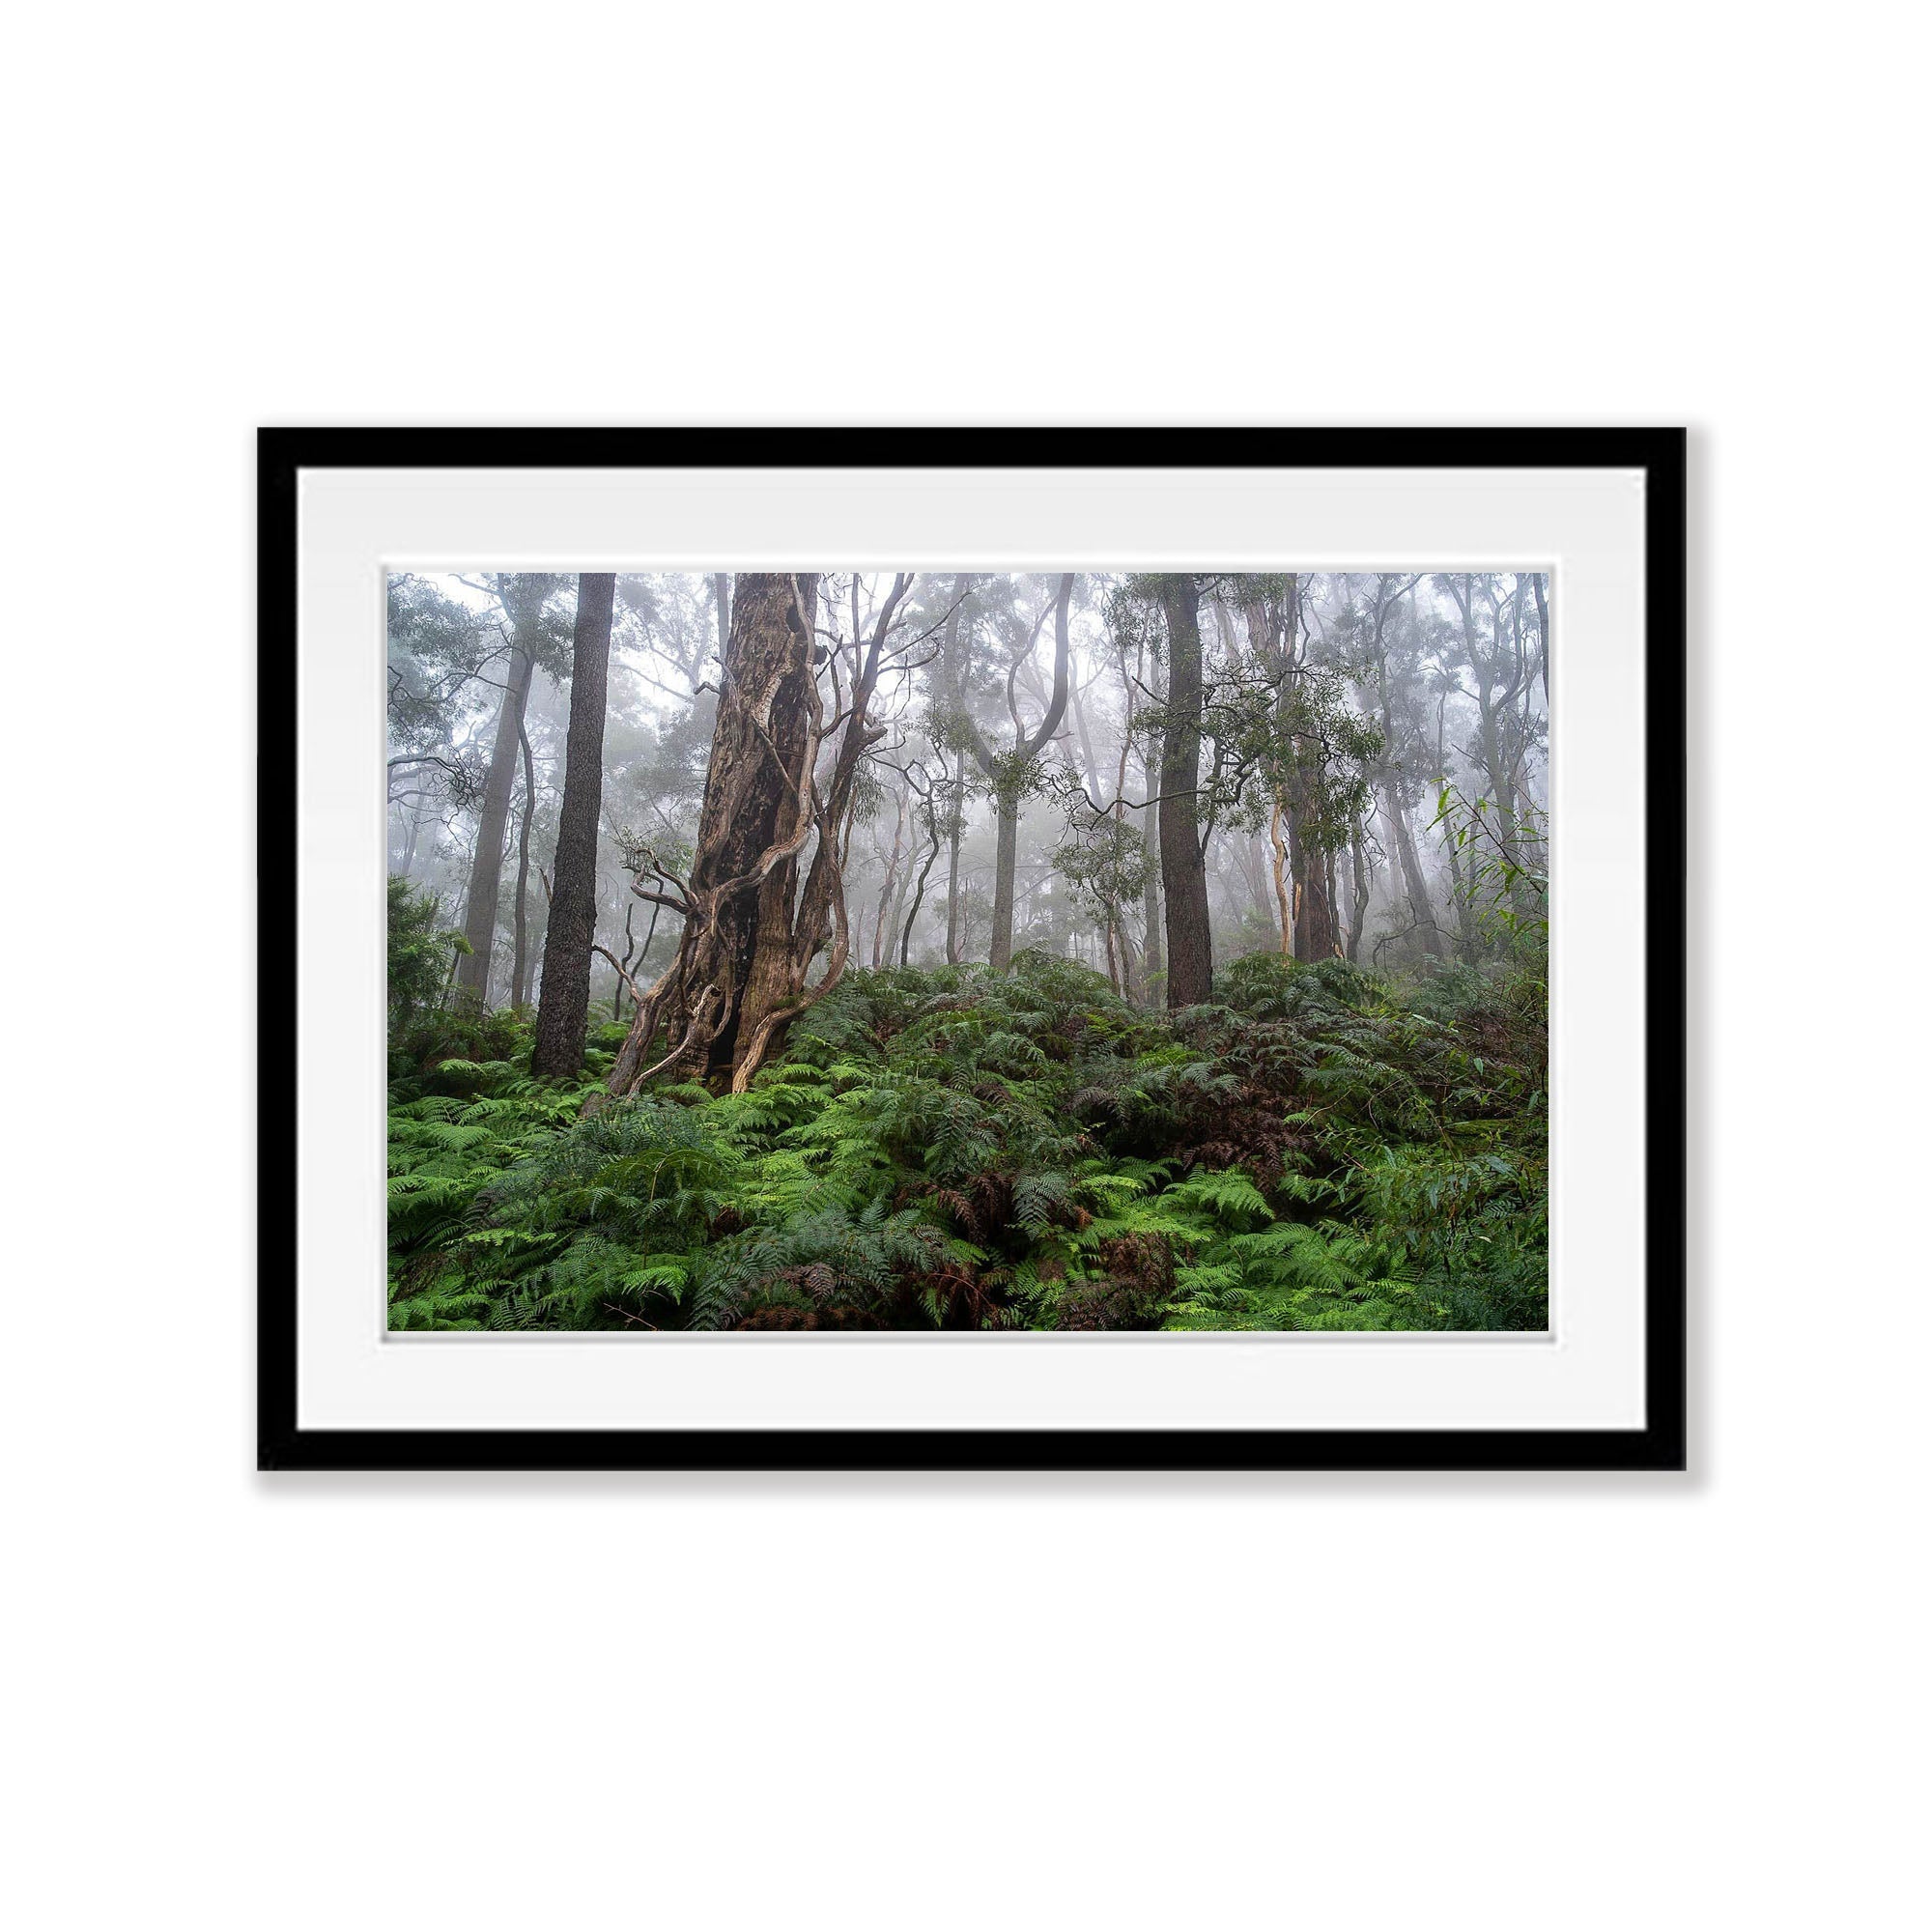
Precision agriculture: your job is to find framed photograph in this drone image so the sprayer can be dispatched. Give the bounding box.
[260,427,1685,1471]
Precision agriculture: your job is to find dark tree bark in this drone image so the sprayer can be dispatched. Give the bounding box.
[454,583,543,1002]
[1155,576,1212,1006]
[510,718,537,1008]
[900,800,943,966]
[531,574,616,1077]
[1286,759,1341,960]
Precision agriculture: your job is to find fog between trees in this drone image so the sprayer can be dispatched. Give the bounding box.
[389,569,1548,1085]
[386,568,1549,1334]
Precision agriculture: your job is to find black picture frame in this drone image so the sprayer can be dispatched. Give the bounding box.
[259,427,1686,1473]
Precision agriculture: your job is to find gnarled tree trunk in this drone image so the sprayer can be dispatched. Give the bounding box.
[607,574,819,1093]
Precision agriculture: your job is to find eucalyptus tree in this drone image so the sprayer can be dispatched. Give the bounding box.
[930,573,977,964]
[607,572,938,1094]
[1350,573,1448,962]
[867,778,912,968]
[1152,574,1215,1003]
[384,573,497,874]
[1127,625,1164,998]
[1096,575,1215,1006]
[606,573,820,1091]
[941,573,1075,971]
[530,573,616,1077]
[452,573,570,1002]
[1053,812,1149,996]
[1438,574,1537,873]
[1229,574,1379,963]
[1430,659,1485,965]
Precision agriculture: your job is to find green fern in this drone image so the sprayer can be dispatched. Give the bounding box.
[386,949,1547,1333]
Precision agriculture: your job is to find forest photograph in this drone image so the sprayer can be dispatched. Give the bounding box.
[387,567,1549,1335]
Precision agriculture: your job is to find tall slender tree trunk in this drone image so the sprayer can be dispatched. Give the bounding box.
[988,785,1021,970]
[1442,804,1483,964]
[1285,789,1309,959]
[1233,832,1273,931]
[1347,819,1371,963]
[885,842,915,965]
[510,719,537,1008]
[944,795,964,964]
[1286,757,1340,959]
[1476,698,1522,862]
[1156,576,1212,1006]
[1533,573,1550,707]
[531,575,615,1077]
[399,797,425,876]
[871,795,906,968]
[1140,742,1163,1000]
[982,576,1072,971]
[940,578,975,963]
[1114,894,1141,1001]
[1381,785,1446,959]
[454,631,536,1003]
[1237,578,1332,961]
[1269,800,1293,954]
[899,808,942,968]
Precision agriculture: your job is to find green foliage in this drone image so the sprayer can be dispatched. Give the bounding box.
[387,949,1548,1334]
[1052,814,1149,933]
[1434,783,1550,998]
[386,876,468,1041]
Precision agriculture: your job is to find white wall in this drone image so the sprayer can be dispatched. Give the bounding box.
[6,5,1923,1927]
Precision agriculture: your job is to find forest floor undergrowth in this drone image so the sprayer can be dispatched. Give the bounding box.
[387,950,1548,1333]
